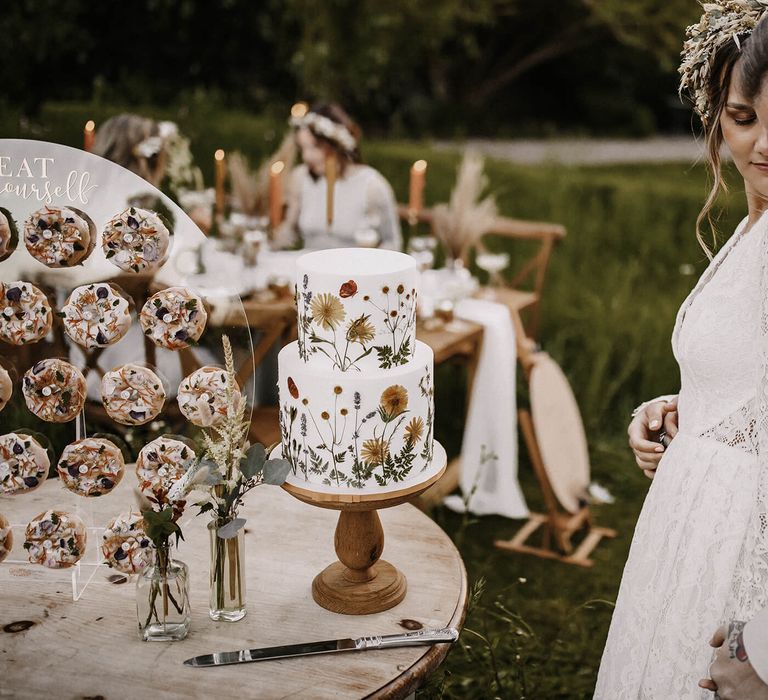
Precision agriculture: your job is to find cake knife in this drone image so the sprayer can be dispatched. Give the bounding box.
[183,627,459,667]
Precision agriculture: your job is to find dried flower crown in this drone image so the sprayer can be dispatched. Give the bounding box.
[290,112,357,153]
[679,0,768,122]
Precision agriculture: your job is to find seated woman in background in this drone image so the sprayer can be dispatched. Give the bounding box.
[275,103,402,250]
[92,113,171,188]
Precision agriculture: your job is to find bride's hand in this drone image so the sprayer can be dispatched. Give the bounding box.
[628,398,679,479]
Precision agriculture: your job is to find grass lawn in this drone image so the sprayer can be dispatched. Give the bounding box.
[1,102,751,698]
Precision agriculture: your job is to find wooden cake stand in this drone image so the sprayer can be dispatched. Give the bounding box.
[277,442,447,615]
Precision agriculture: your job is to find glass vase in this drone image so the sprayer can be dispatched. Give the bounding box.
[209,520,246,622]
[136,545,191,641]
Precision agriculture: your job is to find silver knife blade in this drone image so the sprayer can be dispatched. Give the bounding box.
[183,627,459,667]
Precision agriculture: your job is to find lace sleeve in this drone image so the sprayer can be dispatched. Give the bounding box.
[725,222,768,622]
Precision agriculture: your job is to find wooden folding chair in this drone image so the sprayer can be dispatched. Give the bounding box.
[399,206,565,371]
[461,215,565,343]
[494,352,616,567]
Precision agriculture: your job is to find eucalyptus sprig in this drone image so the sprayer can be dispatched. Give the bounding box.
[191,335,291,539]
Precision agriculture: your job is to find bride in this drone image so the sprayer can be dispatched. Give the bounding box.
[596,4,768,697]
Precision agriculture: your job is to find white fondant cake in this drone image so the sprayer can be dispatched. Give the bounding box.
[295,248,418,372]
[279,248,434,492]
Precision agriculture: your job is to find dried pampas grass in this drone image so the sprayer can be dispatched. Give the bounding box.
[228,133,297,216]
[432,151,498,262]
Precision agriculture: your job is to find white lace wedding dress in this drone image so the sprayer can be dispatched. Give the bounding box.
[596,213,768,698]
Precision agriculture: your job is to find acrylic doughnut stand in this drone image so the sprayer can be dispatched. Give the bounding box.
[0,138,254,601]
[274,441,447,615]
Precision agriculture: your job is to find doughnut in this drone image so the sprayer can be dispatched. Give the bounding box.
[0,207,19,262]
[22,359,86,423]
[0,281,53,345]
[100,363,165,425]
[23,205,94,268]
[102,207,172,273]
[101,512,152,574]
[24,510,87,569]
[61,283,132,348]
[177,366,241,427]
[135,436,195,499]
[0,513,12,564]
[139,286,207,350]
[0,432,50,495]
[0,365,12,412]
[57,438,125,497]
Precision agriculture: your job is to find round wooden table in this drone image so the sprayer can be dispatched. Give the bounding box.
[0,476,467,699]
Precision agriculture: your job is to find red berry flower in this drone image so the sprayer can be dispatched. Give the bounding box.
[287,376,299,399]
[339,280,358,298]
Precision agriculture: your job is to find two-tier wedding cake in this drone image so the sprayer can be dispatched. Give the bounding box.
[278,248,435,491]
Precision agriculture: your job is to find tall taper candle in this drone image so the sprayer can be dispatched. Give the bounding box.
[408,159,427,225]
[214,149,226,217]
[325,153,337,227]
[84,120,96,152]
[269,160,285,231]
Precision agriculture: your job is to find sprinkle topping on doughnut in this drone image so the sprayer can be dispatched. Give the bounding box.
[101,363,166,425]
[0,513,12,563]
[22,359,86,423]
[102,207,172,273]
[102,512,152,574]
[0,281,53,346]
[24,509,86,569]
[140,286,207,350]
[0,365,12,412]
[0,432,50,495]
[135,436,195,499]
[62,283,132,348]
[23,206,92,268]
[57,438,126,497]
[177,366,242,427]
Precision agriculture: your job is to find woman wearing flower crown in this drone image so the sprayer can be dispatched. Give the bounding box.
[597,3,768,697]
[274,103,402,251]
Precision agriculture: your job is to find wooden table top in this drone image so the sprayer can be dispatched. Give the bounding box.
[0,476,467,700]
